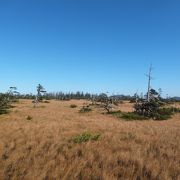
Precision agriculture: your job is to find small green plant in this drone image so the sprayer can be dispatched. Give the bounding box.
[72,132,101,143]
[121,112,148,120]
[109,111,147,120]
[70,104,77,108]
[26,115,33,120]
[108,110,122,115]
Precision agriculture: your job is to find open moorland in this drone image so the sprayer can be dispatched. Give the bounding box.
[0,100,180,180]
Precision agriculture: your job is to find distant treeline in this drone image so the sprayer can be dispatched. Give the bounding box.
[17,92,134,101]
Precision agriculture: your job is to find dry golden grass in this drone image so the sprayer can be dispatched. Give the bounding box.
[0,100,180,180]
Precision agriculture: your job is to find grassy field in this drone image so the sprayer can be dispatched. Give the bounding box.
[0,100,180,180]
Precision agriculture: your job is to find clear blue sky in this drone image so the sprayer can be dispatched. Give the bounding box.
[0,0,180,96]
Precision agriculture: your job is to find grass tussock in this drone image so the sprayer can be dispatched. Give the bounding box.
[70,104,77,108]
[72,132,101,143]
[26,115,33,120]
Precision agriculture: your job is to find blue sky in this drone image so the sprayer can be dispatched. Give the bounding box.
[0,0,180,96]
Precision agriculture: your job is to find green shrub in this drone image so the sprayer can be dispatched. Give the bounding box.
[70,104,77,108]
[134,101,180,120]
[153,107,180,120]
[109,111,147,120]
[72,132,101,143]
[121,112,148,120]
[107,110,122,117]
[0,93,10,115]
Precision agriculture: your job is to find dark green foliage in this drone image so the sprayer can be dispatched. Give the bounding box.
[121,112,148,120]
[108,111,147,120]
[134,101,160,117]
[72,132,101,143]
[108,110,122,115]
[134,100,180,120]
[44,91,92,100]
[109,105,180,121]
[134,87,169,120]
[154,107,180,120]
[0,93,10,115]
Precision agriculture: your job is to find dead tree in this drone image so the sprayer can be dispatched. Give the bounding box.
[34,84,46,107]
[146,64,153,102]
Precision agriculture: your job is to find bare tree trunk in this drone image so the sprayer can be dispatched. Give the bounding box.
[147,64,152,102]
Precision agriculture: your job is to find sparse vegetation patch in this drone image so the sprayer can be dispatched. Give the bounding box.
[108,110,147,120]
[121,112,148,120]
[120,132,136,141]
[72,132,101,143]
[79,106,92,113]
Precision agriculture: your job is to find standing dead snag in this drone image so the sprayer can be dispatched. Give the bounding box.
[34,84,46,107]
[146,64,153,102]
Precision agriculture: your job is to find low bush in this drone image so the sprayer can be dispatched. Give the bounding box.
[72,132,101,143]
[134,101,180,120]
[0,93,10,115]
[107,110,122,118]
[26,115,33,120]
[121,112,148,120]
[70,104,77,108]
[108,111,146,120]
[153,107,180,120]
